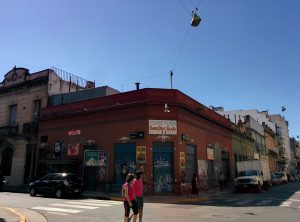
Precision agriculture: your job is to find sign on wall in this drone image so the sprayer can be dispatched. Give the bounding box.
[180,152,185,169]
[68,129,81,136]
[136,146,146,163]
[207,148,215,160]
[84,150,100,166]
[149,120,177,135]
[84,150,108,167]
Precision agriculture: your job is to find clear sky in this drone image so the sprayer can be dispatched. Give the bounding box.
[0,0,299,137]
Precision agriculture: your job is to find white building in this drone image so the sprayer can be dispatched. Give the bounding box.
[269,114,291,172]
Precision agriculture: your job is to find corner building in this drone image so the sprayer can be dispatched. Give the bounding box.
[37,88,232,194]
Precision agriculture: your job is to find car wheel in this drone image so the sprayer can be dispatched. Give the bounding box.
[29,188,36,196]
[55,189,63,198]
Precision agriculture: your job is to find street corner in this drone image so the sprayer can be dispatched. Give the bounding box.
[0,205,26,222]
[18,208,48,222]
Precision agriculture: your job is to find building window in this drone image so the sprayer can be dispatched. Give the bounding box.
[9,105,17,126]
[33,99,41,121]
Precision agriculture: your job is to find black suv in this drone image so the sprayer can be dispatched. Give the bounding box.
[29,173,84,198]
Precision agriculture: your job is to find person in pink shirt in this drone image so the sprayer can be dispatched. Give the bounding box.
[123,173,138,222]
[133,170,144,222]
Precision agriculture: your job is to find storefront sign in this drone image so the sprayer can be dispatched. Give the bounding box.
[136,146,146,163]
[130,131,144,139]
[68,129,81,136]
[180,152,185,169]
[149,120,177,135]
[207,148,215,160]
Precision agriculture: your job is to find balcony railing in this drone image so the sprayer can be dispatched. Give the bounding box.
[0,125,19,136]
[22,122,38,139]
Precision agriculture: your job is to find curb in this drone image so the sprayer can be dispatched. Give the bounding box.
[1,206,26,222]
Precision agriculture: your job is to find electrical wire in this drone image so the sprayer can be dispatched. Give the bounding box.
[172,25,192,70]
[177,0,190,13]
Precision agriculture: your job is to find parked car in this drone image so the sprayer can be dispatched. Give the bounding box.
[270,173,280,186]
[274,172,288,184]
[29,173,84,198]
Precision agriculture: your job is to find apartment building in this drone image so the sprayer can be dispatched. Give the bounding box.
[0,67,94,185]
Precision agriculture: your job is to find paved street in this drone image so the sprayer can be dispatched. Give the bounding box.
[1,182,300,222]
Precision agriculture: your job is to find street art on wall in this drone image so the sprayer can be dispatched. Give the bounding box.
[115,159,136,183]
[153,156,173,193]
[67,143,79,156]
[198,159,208,176]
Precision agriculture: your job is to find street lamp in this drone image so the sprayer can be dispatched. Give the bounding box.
[164,103,170,113]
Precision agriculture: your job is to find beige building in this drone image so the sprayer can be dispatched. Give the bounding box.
[263,123,279,173]
[231,123,255,177]
[0,67,94,185]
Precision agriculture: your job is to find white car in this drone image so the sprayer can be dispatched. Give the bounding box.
[274,172,288,184]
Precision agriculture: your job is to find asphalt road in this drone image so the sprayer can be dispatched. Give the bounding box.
[1,182,300,222]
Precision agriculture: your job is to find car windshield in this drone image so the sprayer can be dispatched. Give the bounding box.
[275,172,285,177]
[238,170,258,176]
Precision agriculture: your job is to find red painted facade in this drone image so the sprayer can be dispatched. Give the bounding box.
[36,88,232,194]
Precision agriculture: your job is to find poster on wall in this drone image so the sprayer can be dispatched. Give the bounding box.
[207,147,215,160]
[67,143,79,156]
[180,152,185,169]
[198,159,208,176]
[136,146,146,163]
[99,150,108,167]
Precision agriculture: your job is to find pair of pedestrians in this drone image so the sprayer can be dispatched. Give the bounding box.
[122,170,144,222]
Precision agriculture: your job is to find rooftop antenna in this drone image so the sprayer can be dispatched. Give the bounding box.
[170,70,173,89]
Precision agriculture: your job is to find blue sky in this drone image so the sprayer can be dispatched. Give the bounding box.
[0,0,299,137]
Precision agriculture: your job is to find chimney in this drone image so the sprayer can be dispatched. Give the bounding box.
[135,82,140,90]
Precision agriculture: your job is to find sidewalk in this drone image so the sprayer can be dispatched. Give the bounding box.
[82,187,233,204]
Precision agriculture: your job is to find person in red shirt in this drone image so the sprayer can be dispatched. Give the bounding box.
[133,170,144,222]
[123,173,138,222]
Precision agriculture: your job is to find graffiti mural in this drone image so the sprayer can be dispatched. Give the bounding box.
[114,143,136,184]
[114,159,136,184]
[153,156,173,193]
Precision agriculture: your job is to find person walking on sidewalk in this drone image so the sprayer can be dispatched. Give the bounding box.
[191,172,199,197]
[133,170,144,222]
[180,170,187,196]
[123,173,138,222]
